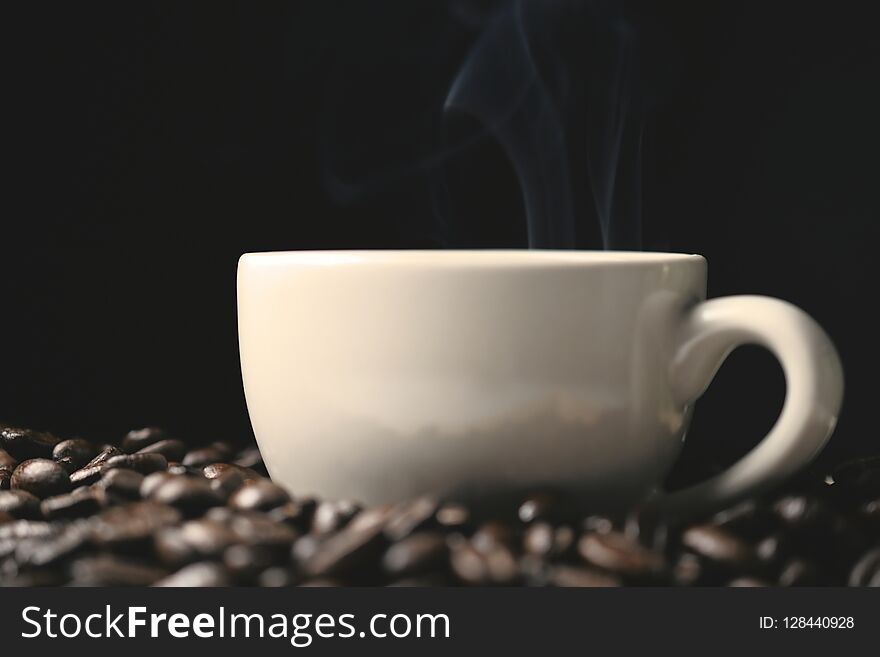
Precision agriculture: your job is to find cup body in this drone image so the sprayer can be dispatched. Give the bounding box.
[238,250,707,511]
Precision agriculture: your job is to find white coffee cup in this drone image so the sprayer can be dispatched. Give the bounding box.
[237,250,843,516]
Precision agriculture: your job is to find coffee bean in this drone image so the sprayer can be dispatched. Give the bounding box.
[16,520,91,567]
[672,553,704,586]
[778,559,822,586]
[154,561,231,587]
[848,548,880,587]
[41,487,104,519]
[224,544,277,581]
[582,515,616,534]
[52,439,99,471]
[773,495,832,529]
[291,534,324,566]
[0,519,56,541]
[156,518,238,566]
[136,439,187,462]
[681,525,754,566]
[524,523,575,559]
[85,445,124,468]
[69,555,168,586]
[312,499,362,534]
[121,427,168,453]
[385,497,439,541]
[450,543,491,585]
[203,462,258,481]
[229,512,298,551]
[91,501,182,547]
[69,464,107,487]
[755,532,792,567]
[0,427,59,460]
[140,471,174,498]
[0,467,11,491]
[382,532,449,577]
[482,544,519,584]
[96,468,144,499]
[104,453,168,475]
[233,446,265,470]
[518,493,558,524]
[435,503,470,531]
[150,476,224,516]
[471,521,516,553]
[0,448,17,469]
[268,499,317,532]
[303,508,390,579]
[11,459,71,498]
[578,531,665,579]
[229,480,290,512]
[549,565,621,587]
[182,443,233,468]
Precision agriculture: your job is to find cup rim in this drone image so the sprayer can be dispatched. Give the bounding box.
[239,249,705,268]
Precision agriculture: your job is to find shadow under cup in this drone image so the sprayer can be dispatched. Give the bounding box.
[237,250,710,515]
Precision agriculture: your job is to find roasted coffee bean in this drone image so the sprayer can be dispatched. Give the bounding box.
[229,512,298,551]
[681,525,754,566]
[11,459,71,498]
[471,521,516,553]
[848,548,880,587]
[86,446,123,467]
[291,534,324,566]
[104,453,168,475]
[778,559,822,586]
[52,439,99,471]
[549,565,620,587]
[182,443,233,468]
[156,518,238,566]
[672,553,704,586]
[268,499,317,532]
[69,555,168,586]
[303,508,390,579]
[0,427,60,461]
[450,543,491,585]
[524,523,575,560]
[41,487,104,519]
[711,500,778,539]
[435,502,470,531]
[150,476,224,516]
[229,480,290,512]
[382,532,449,577]
[385,497,439,541]
[755,532,792,567]
[136,439,187,462]
[518,493,558,524]
[312,499,362,534]
[0,467,11,491]
[91,501,182,547]
[16,520,91,567]
[0,448,17,469]
[69,464,107,487]
[578,531,665,579]
[258,566,300,587]
[154,561,231,587]
[140,471,174,498]
[208,469,247,499]
[224,544,277,581]
[203,462,258,481]
[233,446,264,470]
[582,515,616,534]
[0,519,56,541]
[482,545,519,584]
[773,495,833,529]
[96,468,144,499]
[121,427,168,453]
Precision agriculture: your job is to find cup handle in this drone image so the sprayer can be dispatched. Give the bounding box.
[655,295,844,517]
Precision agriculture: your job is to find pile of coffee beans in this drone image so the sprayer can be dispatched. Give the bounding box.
[2,425,879,586]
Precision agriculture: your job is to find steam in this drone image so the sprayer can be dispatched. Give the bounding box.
[445,0,645,249]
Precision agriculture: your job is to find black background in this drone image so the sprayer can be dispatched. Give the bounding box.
[3,1,878,480]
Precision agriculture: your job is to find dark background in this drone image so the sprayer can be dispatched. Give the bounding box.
[3,1,877,479]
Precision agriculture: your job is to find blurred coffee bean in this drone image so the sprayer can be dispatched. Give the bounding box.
[0,448,17,469]
[104,453,167,475]
[150,476,224,516]
[268,499,317,532]
[385,497,439,541]
[0,467,10,491]
[154,562,231,587]
[672,553,704,586]
[524,523,575,560]
[52,439,98,472]
[312,499,362,534]
[518,493,558,524]
[224,544,277,582]
[140,471,173,498]
[233,447,264,470]
[11,459,71,498]
[773,495,832,529]
[69,555,167,586]
[435,503,470,531]
[229,512,298,552]
[304,508,390,579]
[578,531,665,579]
[96,469,144,499]
[258,566,300,587]
[0,490,42,519]
[41,487,104,519]
[156,519,238,566]
[0,427,59,461]
[755,533,791,568]
[136,439,187,462]
[848,548,880,587]
[450,543,490,585]
[681,525,753,567]
[182,443,233,468]
[0,519,55,541]
[711,500,778,539]
[484,545,520,584]
[582,515,615,534]
[16,521,91,567]
[778,559,822,586]
[229,480,290,512]
[291,534,324,566]
[203,462,258,481]
[471,521,516,553]
[382,532,449,577]
[121,427,169,453]
[549,565,620,587]
[91,501,182,547]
